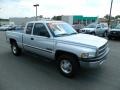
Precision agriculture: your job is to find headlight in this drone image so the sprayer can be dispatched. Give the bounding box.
[80,53,89,58]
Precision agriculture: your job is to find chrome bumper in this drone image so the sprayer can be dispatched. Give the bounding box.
[79,48,109,68]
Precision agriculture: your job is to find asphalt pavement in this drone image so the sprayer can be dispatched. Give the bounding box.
[0,31,120,90]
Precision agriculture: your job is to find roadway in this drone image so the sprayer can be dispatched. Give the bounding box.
[0,31,120,90]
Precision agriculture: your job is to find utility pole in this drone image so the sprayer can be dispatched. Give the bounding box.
[108,0,113,28]
[0,8,1,26]
[33,4,39,21]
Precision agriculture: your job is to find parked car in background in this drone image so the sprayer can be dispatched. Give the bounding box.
[72,24,84,33]
[80,23,109,37]
[14,25,24,31]
[108,24,120,39]
[0,25,16,31]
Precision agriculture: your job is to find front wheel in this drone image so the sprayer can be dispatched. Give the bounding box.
[11,43,21,56]
[107,35,112,40]
[57,54,79,78]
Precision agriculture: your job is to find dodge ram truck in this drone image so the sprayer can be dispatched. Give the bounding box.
[6,21,109,77]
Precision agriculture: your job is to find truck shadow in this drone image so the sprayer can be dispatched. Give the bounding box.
[22,51,105,81]
[4,50,107,83]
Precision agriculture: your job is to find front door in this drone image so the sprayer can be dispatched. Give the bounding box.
[30,23,55,59]
[95,24,102,35]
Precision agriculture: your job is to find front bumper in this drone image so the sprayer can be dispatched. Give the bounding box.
[79,48,109,68]
[108,31,120,37]
[81,31,93,34]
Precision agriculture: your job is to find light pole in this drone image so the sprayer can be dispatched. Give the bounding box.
[108,0,113,28]
[0,8,1,26]
[33,4,39,21]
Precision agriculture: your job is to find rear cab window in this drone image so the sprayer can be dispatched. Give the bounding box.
[26,23,34,34]
[96,24,101,29]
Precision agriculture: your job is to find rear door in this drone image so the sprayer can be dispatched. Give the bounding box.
[23,23,34,52]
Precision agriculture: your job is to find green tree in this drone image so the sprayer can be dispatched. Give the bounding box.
[104,14,114,20]
[115,15,120,19]
[52,16,62,20]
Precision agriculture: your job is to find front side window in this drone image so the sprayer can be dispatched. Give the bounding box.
[33,23,50,37]
[26,23,33,34]
[97,25,101,28]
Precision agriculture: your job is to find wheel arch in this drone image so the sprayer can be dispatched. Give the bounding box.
[55,50,79,60]
[9,38,17,45]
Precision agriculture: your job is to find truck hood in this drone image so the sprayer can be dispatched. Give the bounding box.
[0,27,9,29]
[110,29,120,31]
[82,28,95,31]
[55,34,107,48]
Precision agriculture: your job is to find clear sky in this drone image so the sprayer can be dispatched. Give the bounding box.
[0,0,120,19]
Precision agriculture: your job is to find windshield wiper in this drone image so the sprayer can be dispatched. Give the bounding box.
[70,32,77,35]
[56,33,77,37]
[56,33,69,37]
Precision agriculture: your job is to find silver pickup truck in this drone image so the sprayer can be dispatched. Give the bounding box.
[80,23,109,37]
[6,21,109,77]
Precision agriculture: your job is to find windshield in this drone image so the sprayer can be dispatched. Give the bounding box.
[86,24,96,28]
[101,24,108,28]
[47,22,77,37]
[2,25,10,27]
[115,24,120,29]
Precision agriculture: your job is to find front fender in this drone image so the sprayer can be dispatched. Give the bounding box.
[55,42,96,58]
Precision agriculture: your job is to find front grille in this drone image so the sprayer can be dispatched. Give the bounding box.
[97,43,108,57]
[110,31,120,35]
[86,30,90,33]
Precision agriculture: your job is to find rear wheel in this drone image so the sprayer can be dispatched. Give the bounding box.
[57,54,79,78]
[11,42,21,56]
[103,31,107,37]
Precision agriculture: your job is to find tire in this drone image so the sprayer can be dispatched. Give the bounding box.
[107,35,112,40]
[57,54,79,78]
[103,31,107,37]
[11,42,21,56]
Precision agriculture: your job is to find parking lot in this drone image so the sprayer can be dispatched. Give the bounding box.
[0,31,120,90]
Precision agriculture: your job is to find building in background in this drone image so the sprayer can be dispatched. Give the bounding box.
[61,15,98,26]
[9,15,46,26]
[9,15,98,26]
[61,15,73,25]
[9,17,35,26]
[0,19,9,26]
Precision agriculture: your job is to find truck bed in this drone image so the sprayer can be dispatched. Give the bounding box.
[6,30,24,48]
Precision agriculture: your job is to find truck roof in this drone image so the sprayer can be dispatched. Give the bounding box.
[28,20,65,24]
